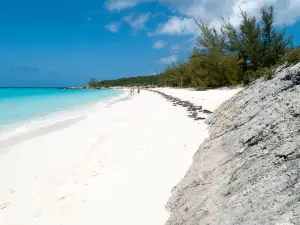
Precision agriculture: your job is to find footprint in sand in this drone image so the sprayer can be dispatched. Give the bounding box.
[57,196,67,201]
[0,202,9,210]
[92,172,100,177]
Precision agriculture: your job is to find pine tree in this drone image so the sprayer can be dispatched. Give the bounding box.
[260,6,293,67]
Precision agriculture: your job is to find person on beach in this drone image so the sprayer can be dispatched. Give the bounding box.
[137,86,140,94]
[129,87,135,95]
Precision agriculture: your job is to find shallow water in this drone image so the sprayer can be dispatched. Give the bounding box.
[0,88,123,131]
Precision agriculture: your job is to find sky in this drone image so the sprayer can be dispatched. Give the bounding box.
[0,0,300,87]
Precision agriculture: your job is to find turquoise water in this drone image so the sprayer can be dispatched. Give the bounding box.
[0,88,123,129]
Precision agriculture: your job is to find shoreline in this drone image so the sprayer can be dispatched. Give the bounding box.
[0,90,127,143]
[0,88,239,225]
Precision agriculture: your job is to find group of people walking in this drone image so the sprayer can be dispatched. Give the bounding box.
[129,86,140,96]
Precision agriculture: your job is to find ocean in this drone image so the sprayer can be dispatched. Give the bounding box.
[0,88,123,133]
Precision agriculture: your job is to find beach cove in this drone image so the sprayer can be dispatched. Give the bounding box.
[0,88,239,225]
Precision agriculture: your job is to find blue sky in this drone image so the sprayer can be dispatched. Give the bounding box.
[0,0,300,87]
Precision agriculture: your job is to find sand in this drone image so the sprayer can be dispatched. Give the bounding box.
[0,88,240,225]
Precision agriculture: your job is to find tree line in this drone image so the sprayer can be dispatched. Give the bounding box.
[88,75,162,88]
[89,6,300,88]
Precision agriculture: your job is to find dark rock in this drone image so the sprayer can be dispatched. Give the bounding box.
[150,90,213,122]
[202,109,213,114]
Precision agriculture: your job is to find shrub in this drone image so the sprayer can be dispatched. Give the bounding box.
[243,67,274,84]
[243,70,260,85]
[284,48,300,65]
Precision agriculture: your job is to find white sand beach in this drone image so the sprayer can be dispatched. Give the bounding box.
[0,88,240,225]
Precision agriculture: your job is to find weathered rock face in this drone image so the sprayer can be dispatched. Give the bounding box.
[166,63,300,225]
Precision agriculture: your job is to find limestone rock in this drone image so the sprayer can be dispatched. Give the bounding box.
[165,63,300,225]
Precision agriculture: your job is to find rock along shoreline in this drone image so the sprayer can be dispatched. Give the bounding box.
[165,63,300,225]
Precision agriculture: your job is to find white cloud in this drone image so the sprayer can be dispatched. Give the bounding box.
[274,0,300,25]
[153,40,167,49]
[105,22,121,33]
[106,0,300,36]
[105,0,152,11]
[157,0,300,26]
[151,16,197,36]
[159,54,178,64]
[123,13,151,29]
[105,0,139,11]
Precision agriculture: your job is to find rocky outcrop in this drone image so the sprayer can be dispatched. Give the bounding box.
[166,63,300,225]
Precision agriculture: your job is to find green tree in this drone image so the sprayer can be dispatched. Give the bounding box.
[222,11,262,71]
[88,78,98,88]
[89,5,296,89]
[222,6,293,71]
[260,6,293,67]
[194,21,243,87]
[196,21,225,54]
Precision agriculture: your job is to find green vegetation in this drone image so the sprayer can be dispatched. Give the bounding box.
[90,6,299,88]
[282,47,300,65]
[88,75,162,88]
